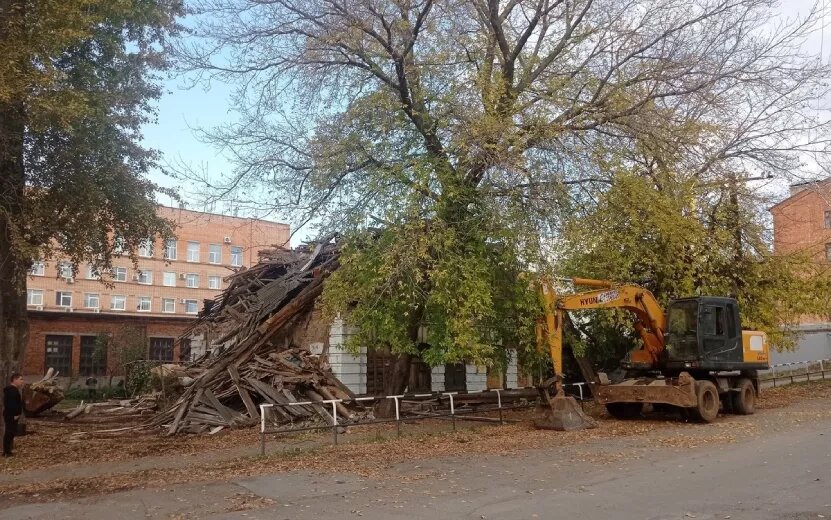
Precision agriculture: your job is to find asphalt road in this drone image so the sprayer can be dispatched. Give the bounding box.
[3,403,830,520]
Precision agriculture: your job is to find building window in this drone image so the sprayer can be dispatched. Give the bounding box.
[827,243,831,262]
[79,336,107,377]
[55,291,72,308]
[137,270,153,285]
[113,236,126,254]
[138,239,154,258]
[162,298,176,313]
[163,271,176,287]
[149,337,174,362]
[110,295,126,311]
[185,273,199,288]
[45,335,73,376]
[137,296,152,312]
[165,239,177,260]
[826,210,831,229]
[112,267,127,282]
[86,265,100,280]
[230,246,243,267]
[27,289,44,306]
[208,244,221,264]
[84,293,100,309]
[208,275,221,289]
[30,262,45,276]
[58,262,73,279]
[187,241,200,262]
[184,299,199,314]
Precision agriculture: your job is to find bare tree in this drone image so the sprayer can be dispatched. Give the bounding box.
[174,0,831,395]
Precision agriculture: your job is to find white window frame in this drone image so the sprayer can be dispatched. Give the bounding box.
[84,293,100,309]
[137,296,152,312]
[86,265,100,280]
[27,289,44,306]
[208,275,221,289]
[138,239,154,258]
[30,262,45,276]
[187,241,200,262]
[208,244,221,264]
[162,271,176,287]
[112,266,127,282]
[56,291,72,307]
[137,270,153,285]
[113,236,126,254]
[165,239,177,260]
[230,246,243,267]
[58,262,73,279]
[185,273,199,288]
[110,295,126,311]
[162,298,176,313]
[184,299,199,314]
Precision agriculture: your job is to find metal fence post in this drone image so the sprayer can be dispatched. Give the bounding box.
[807,362,811,383]
[259,404,269,456]
[772,365,776,387]
[331,400,339,445]
[443,393,457,431]
[495,389,503,425]
[822,360,825,380]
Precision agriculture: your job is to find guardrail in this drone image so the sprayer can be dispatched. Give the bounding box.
[760,359,831,387]
[257,388,540,455]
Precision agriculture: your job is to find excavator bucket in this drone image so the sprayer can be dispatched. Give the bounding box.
[533,391,597,431]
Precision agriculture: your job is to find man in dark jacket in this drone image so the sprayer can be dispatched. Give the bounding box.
[3,373,24,457]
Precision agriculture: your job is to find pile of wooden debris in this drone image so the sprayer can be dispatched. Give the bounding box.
[138,239,362,434]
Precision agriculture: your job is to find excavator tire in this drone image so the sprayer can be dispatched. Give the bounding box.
[732,378,755,415]
[691,380,719,423]
[605,402,644,419]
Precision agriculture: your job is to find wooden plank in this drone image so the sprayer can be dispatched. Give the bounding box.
[201,388,236,424]
[228,366,260,419]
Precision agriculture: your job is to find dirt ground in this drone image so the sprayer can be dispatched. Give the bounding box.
[2,379,830,506]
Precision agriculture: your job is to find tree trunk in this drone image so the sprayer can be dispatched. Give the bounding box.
[0,0,29,414]
[374,352,413,418]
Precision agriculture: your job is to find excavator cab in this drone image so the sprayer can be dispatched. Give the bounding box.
[663,297,769,373]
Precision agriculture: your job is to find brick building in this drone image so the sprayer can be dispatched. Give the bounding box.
[22,206,289,379]
[771,178,831,261]
[770,178,831,363]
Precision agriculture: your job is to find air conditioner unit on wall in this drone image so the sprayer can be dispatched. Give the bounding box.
[132,274,140,281]
[93,308,100,313]
[223,237,232,244]
[35,305,43,311]
[64,277,75,284]
[179,273,187,280]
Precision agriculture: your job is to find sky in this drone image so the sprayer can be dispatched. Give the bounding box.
[141,0,830,246]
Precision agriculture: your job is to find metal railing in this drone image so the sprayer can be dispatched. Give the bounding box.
[257,388,539,455]
[760,359,831,387]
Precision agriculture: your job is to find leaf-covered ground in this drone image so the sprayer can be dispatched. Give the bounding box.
[2,379,829,505]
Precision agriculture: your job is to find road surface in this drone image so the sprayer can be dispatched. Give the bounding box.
[3,399,830,520]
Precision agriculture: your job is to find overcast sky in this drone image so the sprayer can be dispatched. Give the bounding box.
[142,1,830,244]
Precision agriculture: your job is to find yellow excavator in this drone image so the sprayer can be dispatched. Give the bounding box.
[535,278,770,430]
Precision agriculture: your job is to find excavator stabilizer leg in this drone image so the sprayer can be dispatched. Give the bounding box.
[533,391,597,431]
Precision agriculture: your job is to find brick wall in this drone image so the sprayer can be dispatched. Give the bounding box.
[26,205,290,319]
[771,181,831,260]
[23,312,193,377]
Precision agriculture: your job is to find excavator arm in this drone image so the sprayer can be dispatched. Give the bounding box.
[540,278,667,379]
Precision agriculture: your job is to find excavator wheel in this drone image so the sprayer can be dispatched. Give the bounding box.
[690,380,719,423]
[731,378,755,415]
[534,394,597,431]
[605,402,644,419]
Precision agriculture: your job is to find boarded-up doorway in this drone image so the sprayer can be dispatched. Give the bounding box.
[445,363,467,392]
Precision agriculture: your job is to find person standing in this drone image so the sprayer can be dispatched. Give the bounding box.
[3,373,24,457]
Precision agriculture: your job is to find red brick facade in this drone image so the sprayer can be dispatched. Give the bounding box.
[22,205,290,377]
[23,311,194,377]
[771,178,831,260]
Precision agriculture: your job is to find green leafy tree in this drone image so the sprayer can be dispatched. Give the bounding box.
[0,0,183,383]
[175,0,831,396]
[558,171,831,354]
